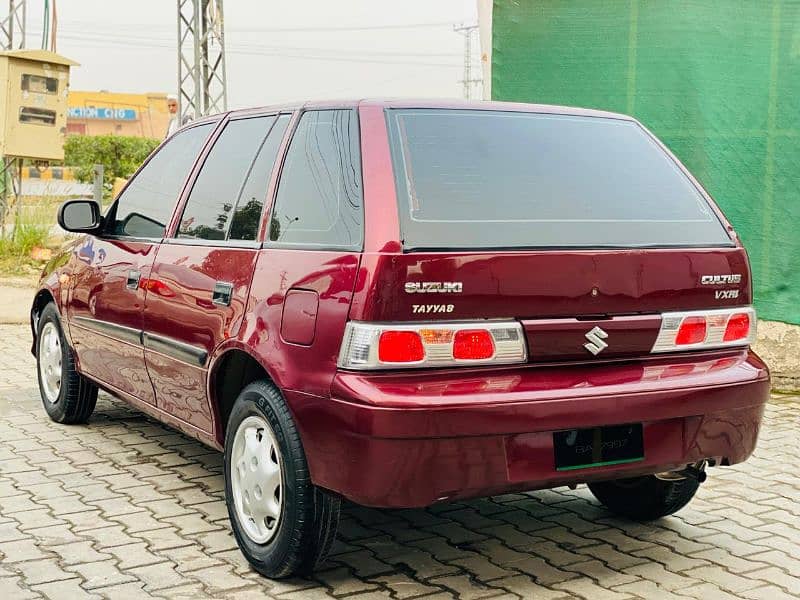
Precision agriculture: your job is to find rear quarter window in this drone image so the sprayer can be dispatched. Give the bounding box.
[385,109,733,250]
[268,109,363,250]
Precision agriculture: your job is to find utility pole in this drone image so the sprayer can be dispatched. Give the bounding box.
[0,1,26,230]
[454,23,481,100]
[177,0,227,123]
[0,0,25,51]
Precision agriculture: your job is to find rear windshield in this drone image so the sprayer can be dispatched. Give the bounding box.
[385,109,733,250]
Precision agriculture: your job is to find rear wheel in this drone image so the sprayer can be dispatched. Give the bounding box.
[36,303,97,424]
[588,473,700,520]
[224,380,340,578]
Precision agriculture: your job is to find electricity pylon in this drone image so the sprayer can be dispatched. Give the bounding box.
[178,0,228,122]
[0,0,25,51]
[454,23,481,100]
[0,1,26,227]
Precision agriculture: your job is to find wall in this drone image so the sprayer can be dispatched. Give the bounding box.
[489,0,800,326]
[755,320,800,390]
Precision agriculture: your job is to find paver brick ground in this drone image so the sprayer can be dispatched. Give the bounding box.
[0,324,798,599]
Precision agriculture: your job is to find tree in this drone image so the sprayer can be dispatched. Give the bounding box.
[64,135,161,198]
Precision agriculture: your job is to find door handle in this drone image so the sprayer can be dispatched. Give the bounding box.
[127,269,141,290]
[212,281,234,306]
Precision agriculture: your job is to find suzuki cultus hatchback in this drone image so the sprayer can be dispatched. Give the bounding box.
[33,100,769,578]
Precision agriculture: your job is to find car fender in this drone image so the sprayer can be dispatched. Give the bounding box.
[30,238,82,354]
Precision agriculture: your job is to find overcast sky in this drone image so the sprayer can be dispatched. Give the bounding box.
[22,0,478,108]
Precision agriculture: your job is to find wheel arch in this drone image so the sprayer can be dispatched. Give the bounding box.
[30,288,58,356]
[207,343,282,447]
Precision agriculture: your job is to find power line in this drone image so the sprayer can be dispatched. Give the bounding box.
[30,27,462,60]
[56,19,455,34]
[29,29,463,68]
[222,20,456,33]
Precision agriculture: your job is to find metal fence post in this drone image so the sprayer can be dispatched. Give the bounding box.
[93,164,104,204]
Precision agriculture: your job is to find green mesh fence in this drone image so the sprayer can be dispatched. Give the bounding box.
[491,0,800,325]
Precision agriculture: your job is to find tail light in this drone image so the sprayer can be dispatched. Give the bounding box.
[378,331,425,363]
[675,316,707,345]
[338,321,526,370]
[453,329,495,360]
[723,312,750,342]
[652,307,756,353]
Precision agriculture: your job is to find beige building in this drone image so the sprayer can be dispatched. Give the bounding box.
[67,90,172,138]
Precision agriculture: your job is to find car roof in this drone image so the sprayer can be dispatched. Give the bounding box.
[219,98,634,122]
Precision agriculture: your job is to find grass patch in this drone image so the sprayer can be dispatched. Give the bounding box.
[0,196,63,280]
[0,224,50,279]
[3,222,49,255]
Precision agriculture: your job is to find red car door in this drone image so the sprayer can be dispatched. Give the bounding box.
[141,112,292,435]
[67,122,215,402]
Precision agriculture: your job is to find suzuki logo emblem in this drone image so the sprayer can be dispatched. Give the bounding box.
[584,326,609,356]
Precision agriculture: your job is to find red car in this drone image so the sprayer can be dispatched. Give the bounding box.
[33,100,769,578]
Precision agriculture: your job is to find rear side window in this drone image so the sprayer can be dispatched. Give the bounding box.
[108,123,213,238]
[178,115,288,241]
[386,109,733,249]
[230,115,291,240]
[269,109,363,250]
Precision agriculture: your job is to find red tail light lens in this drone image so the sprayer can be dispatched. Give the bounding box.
[675,316,707,345]
[723,313,750,342]
[453,329,495,360]
[378,331,425,363]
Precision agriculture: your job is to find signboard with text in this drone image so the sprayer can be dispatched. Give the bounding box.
[68,107,138,121]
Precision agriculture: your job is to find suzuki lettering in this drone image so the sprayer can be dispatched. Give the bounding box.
[404,281,463,294]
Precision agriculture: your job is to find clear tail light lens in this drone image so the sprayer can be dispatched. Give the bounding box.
[652,307,756,353]
[338,321,526,370]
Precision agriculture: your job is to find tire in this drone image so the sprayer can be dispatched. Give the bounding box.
[588,474,700,521]
[223,380,340,578]
[35,303,97,424]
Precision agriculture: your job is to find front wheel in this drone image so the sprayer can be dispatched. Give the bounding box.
[36,303,97,424]
[588,473,700,520]
[224,380,340,579]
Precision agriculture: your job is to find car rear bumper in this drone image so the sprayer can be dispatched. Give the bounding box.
[289,349,770,508]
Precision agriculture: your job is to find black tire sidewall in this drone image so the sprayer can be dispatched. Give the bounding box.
[223,382,308,577]
[589,474,700,520]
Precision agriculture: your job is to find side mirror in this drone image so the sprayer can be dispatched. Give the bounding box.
[57,199,102,234]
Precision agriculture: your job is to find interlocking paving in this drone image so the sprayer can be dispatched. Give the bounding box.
[1,323,798,599]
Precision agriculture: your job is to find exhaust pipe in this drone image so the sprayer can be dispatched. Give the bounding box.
[655,460,707,483]
[677,463,707,483]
